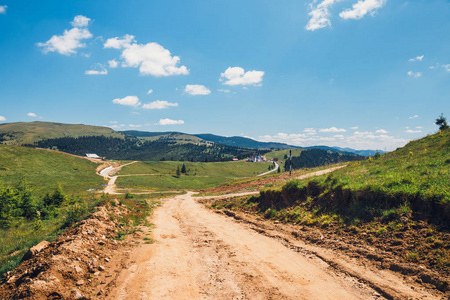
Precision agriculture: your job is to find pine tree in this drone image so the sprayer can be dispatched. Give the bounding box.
[176,166,181,178]
[181,163,187,174]
[435,114,449,131]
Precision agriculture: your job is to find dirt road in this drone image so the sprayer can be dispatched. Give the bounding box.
[109,190,425,300]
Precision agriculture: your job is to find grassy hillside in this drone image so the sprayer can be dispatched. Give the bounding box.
[0,121,124,145]
[0,145,104,195]
[116,160,271,191]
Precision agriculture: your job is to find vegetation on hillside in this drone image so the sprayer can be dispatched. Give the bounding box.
[284,148,364,170]
[0,121,124,145]
[0,145,104,195]
[28,136,265,162]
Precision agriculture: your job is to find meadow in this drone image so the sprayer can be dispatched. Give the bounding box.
[0,145,104,196]
[116,160,271,190]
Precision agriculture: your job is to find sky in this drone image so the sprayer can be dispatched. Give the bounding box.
[0,0,449,151]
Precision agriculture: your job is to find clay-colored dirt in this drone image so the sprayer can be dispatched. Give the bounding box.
[107,192,439,300]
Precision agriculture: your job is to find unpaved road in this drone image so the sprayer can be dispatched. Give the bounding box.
[108,190,437,299]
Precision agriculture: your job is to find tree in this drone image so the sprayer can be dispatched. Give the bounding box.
[181,163,186,174]
[176,166,181,178]
[435,114,449,131]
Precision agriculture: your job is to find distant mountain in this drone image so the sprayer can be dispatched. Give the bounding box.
[192,134,294,150]
[0,121,124,145]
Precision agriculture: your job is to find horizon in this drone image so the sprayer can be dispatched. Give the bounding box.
[1,1,449,151]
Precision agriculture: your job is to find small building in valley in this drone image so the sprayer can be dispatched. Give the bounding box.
[86,153,101,159]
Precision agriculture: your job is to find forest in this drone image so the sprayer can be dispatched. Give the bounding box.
[27,136,266,162]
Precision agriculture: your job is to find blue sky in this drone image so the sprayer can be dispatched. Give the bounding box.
[0,0,449,150]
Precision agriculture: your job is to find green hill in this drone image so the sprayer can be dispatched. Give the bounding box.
[0,121,124,145]
[0,144,104,195]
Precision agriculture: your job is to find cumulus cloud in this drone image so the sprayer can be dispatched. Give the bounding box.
[405,129,421,133]
[156,118,184,125]
[409,115,419,119]
[0,116,6,121]
[304,128,317,135]
[71,15,91,27]
[38,16,93,56]
[0,5,7,14]
[27,113,37,117]
[409,55,424,62]
[339,0,387,20]
[85,64,108,75]
[407,71,422,78]
[220,67,264,86]
[306,0,337,31]
[104,35,189,77]
[185,84,211,95]
[142,100,178,110]
[319,127,347,133]
[376,129,388,134]
[128,124,142,128]
[112,96,140,107]
[147,89,153,95]
[108,59,118,68]
[218,89,230,93]
[443,64,450,72]
[350,126,359,130]
[104,34,135,49]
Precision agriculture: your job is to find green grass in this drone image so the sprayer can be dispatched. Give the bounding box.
[265,148,303,161]
[313,129,450,206]
[116,160,271,190]
[0,144,105,196]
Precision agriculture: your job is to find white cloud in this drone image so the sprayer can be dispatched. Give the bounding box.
[108,59,119,68]
[128,124,142,128]
[104,34,135,49]
[156,118,184,125]
[416,126,423,129]
[443,64,450,72]
[112,96,140,107]
[409,55,424,62]
[27,112,37,117]
[319,127,347,133]
[218,89,230,93]
[85,67,108,75]
[333,135,345,139]
[339,0,387,20]
[185,84,211,95]
[0,116,6,121]
[376,129,388,134]
[350,126,359,130]
[306,0,337,31]
[110,121,118,124]
[81,52,91,58]
[409,115,419,119]
[71,15,91,27]
[147,89,153,95]
[407,71,422,78]
[220,67,264,86]
[142,100,178,110]
[405,129,421,133]
[120,42,189,77]
[304,128,317,135]
[0,5,7,14]
[38,27,93,55]
[108,124,126,129]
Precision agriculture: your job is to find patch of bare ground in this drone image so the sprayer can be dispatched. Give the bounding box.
[201,195,449,299]
[0,199,147,300]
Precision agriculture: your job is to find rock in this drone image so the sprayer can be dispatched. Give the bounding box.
[72,289,86,300]
[99,265,106,271]
[76,279,84,286]
[373,291,381,297]
[75,266,83,273]
[23,241,50,260]
[105,257,110,262]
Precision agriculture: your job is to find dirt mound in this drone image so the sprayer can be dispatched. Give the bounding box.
[0,202,133,300]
